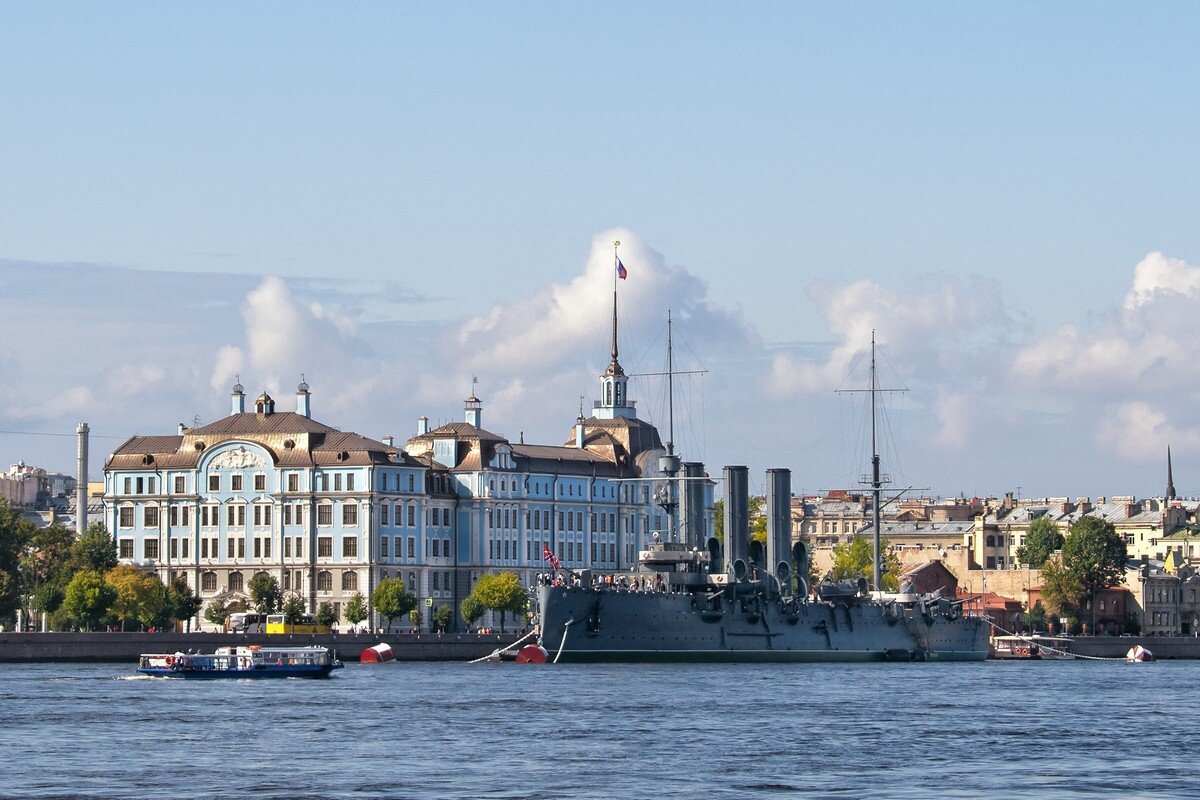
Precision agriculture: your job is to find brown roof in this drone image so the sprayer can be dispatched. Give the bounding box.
[409,421,508,444]
[191,411,339,436]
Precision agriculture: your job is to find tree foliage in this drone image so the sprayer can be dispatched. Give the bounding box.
[204,599,230,629]
[1017,518,1064,568]
[61,570,115,631]
[72,523,118,573]
[248,572,282,613]
[1040,558,1085,619]
[167,577,202,629]
[282,594,306,627]
[314,601,337,630]
[712,498,768,544]
[460,595,484,627]
[371,578,416,631]
[432,604,454,633]
[344,592,368,627]
[0,498,35,622]
[106,566,166,630]
[830,536,902,591]
[1060,516,1127,628]
[466,572,527,632]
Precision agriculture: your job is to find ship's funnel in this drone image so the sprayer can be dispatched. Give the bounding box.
[793,540,810,597]
[723,466,749,580]
[765,468,792,593]
[680,462,706,549]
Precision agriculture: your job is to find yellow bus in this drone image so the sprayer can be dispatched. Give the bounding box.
[265,614,331,634]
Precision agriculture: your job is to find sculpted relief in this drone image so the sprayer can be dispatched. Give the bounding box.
[210,445,266,470]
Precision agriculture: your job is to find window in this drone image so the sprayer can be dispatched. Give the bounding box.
[136,477,144,494]
[174,475,185,493]
[231,474,243,492]
[343,503,358,526]
[144,506,159,528]
[229,572,243,592]
[334,474,342,492]
[316,571,333,592]
[254,474,265,491]
[236,538,245,559]
[143,539,159,560]
[343,537,358,558]
[170,538,178,559]
[347,474,355,491]
[227,504,245,527]
[342,571,358,591]
[294,537,303,558]
[123,477,131,494]
[318,536,333,558]
[201,571,217,592]
[433,539,441,558]
[147,477,156,494]
[380,504,389,526]
[284,505,293,526]
[408,537,415,559]
[119,506,134,528]
[285,537,292,558]
[288,473,299,492]
[169,506,178,527]
[432,572,440,590]
[209,474,220,492]
[318,504,333,526]
[118,538,134,559]
[407,505,415,527]
[443,508,451,527]
[380,537,389,557]
[408,474,415,491]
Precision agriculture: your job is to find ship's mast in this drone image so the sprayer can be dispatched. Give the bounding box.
[869,334,883,592]
[659,311,681,538]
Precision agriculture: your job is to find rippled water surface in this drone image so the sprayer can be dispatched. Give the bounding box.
[0,658,1194,799]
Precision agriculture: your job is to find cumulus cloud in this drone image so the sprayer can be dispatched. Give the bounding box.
[1096,402,1200,461]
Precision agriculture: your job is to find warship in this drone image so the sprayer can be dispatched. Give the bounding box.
[535,295,989,662]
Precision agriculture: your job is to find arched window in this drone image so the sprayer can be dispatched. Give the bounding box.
[228,571,243,592]
[201,571,217,592]
[342,571,358,591]
[316,571,333,592]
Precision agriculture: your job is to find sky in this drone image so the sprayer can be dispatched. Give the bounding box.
[1,3,1199,500]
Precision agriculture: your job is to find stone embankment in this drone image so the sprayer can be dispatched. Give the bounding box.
[0,631,520,663]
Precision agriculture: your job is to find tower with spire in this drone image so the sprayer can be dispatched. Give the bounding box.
[595,240,636,421]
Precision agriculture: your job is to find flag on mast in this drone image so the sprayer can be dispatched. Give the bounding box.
[542,543,562,570]
[617,257,628,280]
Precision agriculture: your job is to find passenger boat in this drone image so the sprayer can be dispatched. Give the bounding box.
[992,635,1075,660]
[138,645,343,678]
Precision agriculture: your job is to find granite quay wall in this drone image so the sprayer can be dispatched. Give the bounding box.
[0,631,521,663]
[1066,636,1200,660]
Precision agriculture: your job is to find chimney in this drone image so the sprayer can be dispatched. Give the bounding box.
[723,466,750,580]
[417,416,429,436]
[296,375,311,418]
[76,422,88,537]
[231,377,245,415]
[575,415,586,448]
[383,435,394,447]
[1003,491,1014,512]
[177,422,186,435]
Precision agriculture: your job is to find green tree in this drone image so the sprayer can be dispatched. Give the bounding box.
[371,578,417,632]
[460,595,485,628]
[166,577,202,630]
[344,592,368,630]
[1060,516,1127,631]
[467,572,527,632]
[281,594,306,630]
[314,601,337,630]
[71,523,118,573]
[61,570,115,631]
[1016,518,1064,568]
[106,565,165,631]
[713,499,724,543]
[0,498,35,623]
[248,572,282,613]
[830,536,902,591]
[748,496,767,544]
[204,599,230,629]
[432,604,453,633]
[1026,599,1047,632]
[1040,557,1085,619]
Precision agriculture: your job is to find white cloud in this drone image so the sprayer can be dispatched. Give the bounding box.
[1096,402,1200,461]
[1124,251,1200,310]
[932,389,971,451]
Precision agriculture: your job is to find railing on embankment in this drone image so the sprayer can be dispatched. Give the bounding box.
[0,631,521,663]
[1015,635,1200,660]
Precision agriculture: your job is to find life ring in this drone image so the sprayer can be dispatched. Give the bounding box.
[164,655,174,668]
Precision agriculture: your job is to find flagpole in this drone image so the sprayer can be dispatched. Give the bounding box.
[611,240,620,363]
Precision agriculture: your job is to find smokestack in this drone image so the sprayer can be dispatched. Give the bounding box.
[76,422,88,536]
[680,462,705,549]
[766,468,792,587]
[723,466,749,580]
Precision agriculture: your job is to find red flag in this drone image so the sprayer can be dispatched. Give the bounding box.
[542,543,561,570]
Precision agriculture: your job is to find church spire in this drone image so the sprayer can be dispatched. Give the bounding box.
[1167,445,1177,501]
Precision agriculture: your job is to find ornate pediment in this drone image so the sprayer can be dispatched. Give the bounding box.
[210,445,266,470]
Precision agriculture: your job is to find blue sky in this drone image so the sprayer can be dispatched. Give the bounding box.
[2,4,1199,498]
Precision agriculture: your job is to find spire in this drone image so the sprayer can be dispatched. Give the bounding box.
[608,239,623,376]
[1167,445,1177,501]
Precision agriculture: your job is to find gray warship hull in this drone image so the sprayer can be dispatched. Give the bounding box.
[538,585,990,663]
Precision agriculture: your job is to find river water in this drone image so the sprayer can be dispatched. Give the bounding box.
[0,658,1193,799]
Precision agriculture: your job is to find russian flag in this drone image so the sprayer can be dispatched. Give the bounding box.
[617,258,628,280]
